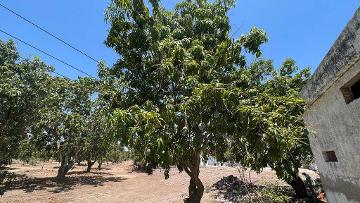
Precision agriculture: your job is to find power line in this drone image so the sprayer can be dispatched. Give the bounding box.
[0,28,95,78]
[6,49,67,77]
[230,21,244,38]
[0,2,100,64]
[0,1,242,71]
[17,55,69,78]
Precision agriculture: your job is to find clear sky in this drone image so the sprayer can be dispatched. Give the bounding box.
[0,0,358,79]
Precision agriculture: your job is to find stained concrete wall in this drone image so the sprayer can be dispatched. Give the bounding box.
[301,7,360,203]
[303,62,360,203]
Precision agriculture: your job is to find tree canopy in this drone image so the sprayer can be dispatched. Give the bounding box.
[105,0,311,202]
[0,39,54,194]
[0,40,53,165]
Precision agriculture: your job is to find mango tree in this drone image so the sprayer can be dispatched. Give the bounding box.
[105,0,267,202]
[34,76,96,180]
[82,105,112,172]
[0,39,53,193]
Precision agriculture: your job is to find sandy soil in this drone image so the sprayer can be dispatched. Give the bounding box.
[0,161,316,203]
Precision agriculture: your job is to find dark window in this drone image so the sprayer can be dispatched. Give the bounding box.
[322,151,338,162]
[340,72,360,104]
[351,79,360,100]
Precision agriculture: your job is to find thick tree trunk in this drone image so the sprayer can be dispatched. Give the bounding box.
[57,165,67,181]
[86,159,96,172]
[187,176,204,203]
[56,155,74,181]
[184,151,204,203]
[290,175,308,198]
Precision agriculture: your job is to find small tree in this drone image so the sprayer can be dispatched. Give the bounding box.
[83,107,112,172]
[34,77,96,180]
[103,143,123,163]
[57,78,96,179]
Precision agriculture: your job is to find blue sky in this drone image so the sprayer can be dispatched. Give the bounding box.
[0,0,358,79]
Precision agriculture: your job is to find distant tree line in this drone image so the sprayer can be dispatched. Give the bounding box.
[0,40,129,194]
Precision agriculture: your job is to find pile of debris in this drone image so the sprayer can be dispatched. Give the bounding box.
[212,175,258,202]
[212,174,326,203]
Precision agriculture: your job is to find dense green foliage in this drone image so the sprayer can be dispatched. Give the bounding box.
[225,59,312,197]
[0,40,54,195]
[105,0,312,201]
[0,40,126,185]
[0,40,52,164]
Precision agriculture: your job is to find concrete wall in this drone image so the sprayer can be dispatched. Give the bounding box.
[303,62,360,203]
[301,7,360,203]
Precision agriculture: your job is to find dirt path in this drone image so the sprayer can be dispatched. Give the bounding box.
[1,161,300,203]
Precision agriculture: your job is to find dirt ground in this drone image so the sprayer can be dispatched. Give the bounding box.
[0,160,316,203]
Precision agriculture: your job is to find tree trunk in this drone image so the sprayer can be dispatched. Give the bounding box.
[186,176,204,203]
[56,154,74,181]
[290,175,308,198]
[97,160,103,170]
[0,160,8,168]
[86,159,96,172]
[184,151,204,203]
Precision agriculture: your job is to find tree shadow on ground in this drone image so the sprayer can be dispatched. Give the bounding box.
[68,170,114,176]
[3,167,18,171]
[96,167,112,171]
[8,173,126,193]
[53,165,112,171]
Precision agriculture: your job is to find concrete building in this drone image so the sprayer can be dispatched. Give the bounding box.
[300,8,360,203]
